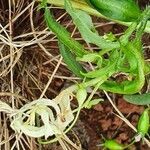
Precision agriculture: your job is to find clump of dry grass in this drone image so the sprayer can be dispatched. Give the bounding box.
[0,0,86,149]
[0,0,70,149]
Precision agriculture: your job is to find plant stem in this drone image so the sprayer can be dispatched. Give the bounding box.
[38,0,150,33]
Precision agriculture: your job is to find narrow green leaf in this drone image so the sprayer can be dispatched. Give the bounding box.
[58,41,86,78]
[137,108,149,136]
[104,139,125,150]
[44,5,87,57]
[121,45,138,72]
[76,53,102,63]
[124,93,150,105]
[81,61,116,78]
[85,98,103,109]
[76,87,87,107]
[64,0,120,49]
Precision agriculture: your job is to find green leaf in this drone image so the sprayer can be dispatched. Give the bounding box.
[104,139,125,150]
[44,5,87,57]
[64,0,119,50]
[76,87,87,107]
[124,93,150,105]
[39,0,47,8]
[88,0,141,22]
[76,53,102,63]
[121,44,138,72]
[85,98,103,109]
[103,32,117,42]
[137,108,149,136]
[81,58,117,78]
[58,41,86,78]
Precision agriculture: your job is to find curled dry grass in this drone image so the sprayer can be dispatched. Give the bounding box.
[0,0,84,149]
[0,0,150,150]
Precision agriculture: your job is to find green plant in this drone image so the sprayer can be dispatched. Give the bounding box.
[0,0,149,149]
[86,0,141,22]
[103,139,125,150]
[40,0,150,147]
[76,86,87,107]
[124,93,150,105]
[58,41,86,78]
[42,1,88,57]
[137,108,150,137]
[59,0,149,95]
[40,0,150,100]
[99,108,150,149]
[38,0,150,33]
